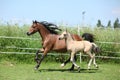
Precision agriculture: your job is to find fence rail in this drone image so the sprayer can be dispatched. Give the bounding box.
[0,36,120,44]
[0,36,39,40]
[0,51,120,59]
[0,36,120,60]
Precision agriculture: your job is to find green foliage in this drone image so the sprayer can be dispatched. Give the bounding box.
[96,19,104,28]
[0,24,120,63]
[114,18,120,28]
[0,24,42,53]
[107,20,111,28]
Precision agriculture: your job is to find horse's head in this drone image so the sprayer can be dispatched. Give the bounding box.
[27,20,39,36]
[59,30,68,40]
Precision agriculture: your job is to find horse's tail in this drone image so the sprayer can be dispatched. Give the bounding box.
[91,43,100,54]
[82,33,94,42]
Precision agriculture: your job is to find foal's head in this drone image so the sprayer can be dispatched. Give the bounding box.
[59,30,69,40]
[27,20,40,36]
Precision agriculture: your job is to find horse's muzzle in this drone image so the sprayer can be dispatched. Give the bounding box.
[26,32,31,36]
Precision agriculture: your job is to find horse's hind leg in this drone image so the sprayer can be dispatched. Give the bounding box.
[61,56,70,67]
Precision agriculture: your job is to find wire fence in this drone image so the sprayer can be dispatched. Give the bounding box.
[0,36,120,60]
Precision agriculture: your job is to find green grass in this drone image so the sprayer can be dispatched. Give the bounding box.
[0,60,120,80]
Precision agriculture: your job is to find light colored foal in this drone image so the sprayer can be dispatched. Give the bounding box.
[59,30,99,72]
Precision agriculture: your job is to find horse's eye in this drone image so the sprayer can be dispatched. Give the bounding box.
[32,26,35,28]
[64,34,67,36]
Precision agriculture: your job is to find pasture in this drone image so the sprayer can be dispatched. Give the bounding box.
[0,60,120,80]
[0,23,120,80]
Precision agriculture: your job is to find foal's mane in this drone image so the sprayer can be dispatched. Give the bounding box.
[38,21,61,34]
[67,32,74,40]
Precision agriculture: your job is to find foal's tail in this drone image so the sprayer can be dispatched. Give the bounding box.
[91,43,100,54]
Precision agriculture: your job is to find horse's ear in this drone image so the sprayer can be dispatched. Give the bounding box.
[35,20,37,23]
[33,20,35,23]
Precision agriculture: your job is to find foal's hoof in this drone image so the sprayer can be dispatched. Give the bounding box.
[96,66,99,69]
[61,63,65,67]
[88,66,91,70]
[94,64,99,69]
[78,67,80,72]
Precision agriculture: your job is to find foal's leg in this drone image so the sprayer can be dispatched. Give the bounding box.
[93,53,98,68]
[86,51,94,69]
[88,58,93,69]
[70,52,80,72]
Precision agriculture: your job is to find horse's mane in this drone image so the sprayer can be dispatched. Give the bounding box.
[38,21,61,34]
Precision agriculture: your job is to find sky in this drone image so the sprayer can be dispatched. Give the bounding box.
[0,0,120,27]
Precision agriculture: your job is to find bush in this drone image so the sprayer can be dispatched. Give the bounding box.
[0,24,120,63]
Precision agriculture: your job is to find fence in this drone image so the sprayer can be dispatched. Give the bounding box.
[0,36,120,61]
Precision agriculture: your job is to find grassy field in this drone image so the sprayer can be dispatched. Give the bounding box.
[0,24,120,80]
[0,60,120,80]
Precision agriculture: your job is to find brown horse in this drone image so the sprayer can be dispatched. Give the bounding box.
[26,20,94,70]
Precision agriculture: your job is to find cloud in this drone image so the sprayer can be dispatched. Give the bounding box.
[112,8,120,17]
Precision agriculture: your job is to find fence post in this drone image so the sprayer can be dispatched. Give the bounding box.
[80,52,82,63]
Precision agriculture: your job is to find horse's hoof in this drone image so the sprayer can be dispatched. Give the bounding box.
[78,67,80,72]
[34,68,37,70]
[69,68,74,71]
[34,58,39,61]
[61,63,65,67]
[34,67,38,70]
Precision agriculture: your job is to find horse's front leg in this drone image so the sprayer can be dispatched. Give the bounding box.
[34,48,44,63]
[34,50,40,63]
[34,48,48,70]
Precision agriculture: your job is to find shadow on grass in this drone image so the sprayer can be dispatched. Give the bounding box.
[37,68,99,73]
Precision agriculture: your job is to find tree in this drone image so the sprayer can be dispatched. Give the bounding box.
[107,20,111,28]
[96,19,104,28]
[114,18,120,28]
[97,20,101,27]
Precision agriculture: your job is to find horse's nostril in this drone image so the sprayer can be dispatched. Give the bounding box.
[26,32,30,36]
